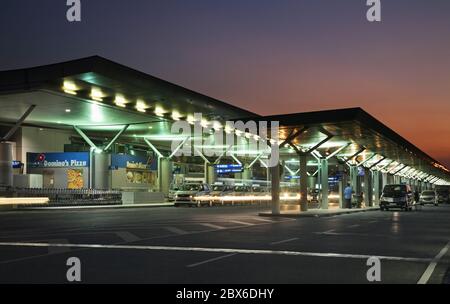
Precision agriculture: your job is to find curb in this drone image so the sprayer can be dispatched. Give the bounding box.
[259,208,379,218]
[16,203,174,211]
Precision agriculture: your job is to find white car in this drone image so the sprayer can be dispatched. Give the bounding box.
[173,183,211,207]
[420,190,437,206]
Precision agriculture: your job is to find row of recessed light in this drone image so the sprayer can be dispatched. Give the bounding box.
[63,81,279,144]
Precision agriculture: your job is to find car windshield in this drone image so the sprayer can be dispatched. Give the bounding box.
[212,185,225,191]
[180,184,201,191]
[422,190,435,196]
[234,186,248,192]
[383,185,407,194]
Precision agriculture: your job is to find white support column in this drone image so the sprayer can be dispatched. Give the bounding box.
[320,158,329,209]
[300,154,308,212]
[363,167,371,207]
[205,163,216,185]
[159,158,172,195]
[271,162,280,215]
[0,142,13,187]
[373,170,380,206]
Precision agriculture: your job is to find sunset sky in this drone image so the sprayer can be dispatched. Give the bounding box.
[1,0,449,166]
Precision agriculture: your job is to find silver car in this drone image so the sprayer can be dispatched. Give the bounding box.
[173,183,211,207]
[420,190,437,206]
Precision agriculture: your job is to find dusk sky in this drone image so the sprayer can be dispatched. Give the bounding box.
[1,0,449,166]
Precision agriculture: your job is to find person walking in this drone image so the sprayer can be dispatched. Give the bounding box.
[344,183,354,209]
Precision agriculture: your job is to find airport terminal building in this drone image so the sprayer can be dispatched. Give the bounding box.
[0,56,449,212]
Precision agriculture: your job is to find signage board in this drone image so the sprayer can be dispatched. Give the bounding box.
[27,152,90,168]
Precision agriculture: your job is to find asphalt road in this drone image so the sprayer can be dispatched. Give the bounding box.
[0,204,449,284]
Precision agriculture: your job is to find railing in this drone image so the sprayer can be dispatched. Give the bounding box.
[13,188,122,207]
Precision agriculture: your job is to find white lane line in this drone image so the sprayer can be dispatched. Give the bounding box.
[368,221,378,224]
[347,224,360,228]
[315,231,391,238]
[270,238,299,245]
[115,231,141,243]
[163,227,188,235]
[317,229,335,234]
[47,239,70,254]
[199,223,226,230]
[417,241,450,284]
[0,242,432,263]
[230,220,254,226]
[187,253,237,268]
[252,217,275,223]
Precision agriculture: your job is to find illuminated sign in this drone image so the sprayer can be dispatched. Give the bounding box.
[215,164,243,174]
[27,152,89,168]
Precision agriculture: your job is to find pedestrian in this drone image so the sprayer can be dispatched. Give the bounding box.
[414,189,420,204]
[344,183,353,209]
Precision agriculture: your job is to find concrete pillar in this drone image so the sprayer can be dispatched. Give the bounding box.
[92,152,111,190]
[373,170,380,206]
[363,168,372,207]
[242,167,252,181]
[159,158,172,195]
[350,165,358,194]
[299,154,308,212]
[205,163,216,185]
[0,142,13,187]
[271,162,280,215]
[320,158,329,209]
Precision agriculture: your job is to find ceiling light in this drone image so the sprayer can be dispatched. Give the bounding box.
[172,111,182,121]
[136,100,148,113]
[114,95,128,108]
[91,88,104,102]
[63,81,78,95]
[225,125,234,134]
[201,119,209,128]
[213,121,223,130]
[65,109,71,113]
[187,114,195,125]
[155,106,166,117]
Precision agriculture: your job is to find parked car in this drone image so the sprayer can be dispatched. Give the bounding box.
[380,184,415,211]
[436,189,449,204]
[208,183,233,206]
[420,190,437,206]
[173,183,211,207]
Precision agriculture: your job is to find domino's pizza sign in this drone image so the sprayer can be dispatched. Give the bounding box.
[27,152,89,168]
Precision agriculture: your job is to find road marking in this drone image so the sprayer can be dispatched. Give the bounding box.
[115,231,141,243]
[163,227,188,235]
[417,241,450,284]
[252,217,275,223]
[270,238,299,245]
[199,223,226,230]
[315,231,391,238]
[45,239,70,254]
[187,253,237,268]
[368,220,378,224]
[230,220,254,226]
[0,242,432,263]
[317,229,335,234]
[347,224,360,228]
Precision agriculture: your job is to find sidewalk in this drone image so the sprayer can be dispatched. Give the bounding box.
[18,202,174,211]
[259,207,379,218]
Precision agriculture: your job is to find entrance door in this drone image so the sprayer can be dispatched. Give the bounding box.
[43,170,55,188]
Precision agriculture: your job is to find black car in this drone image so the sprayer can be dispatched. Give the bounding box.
[380,184,415,211]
